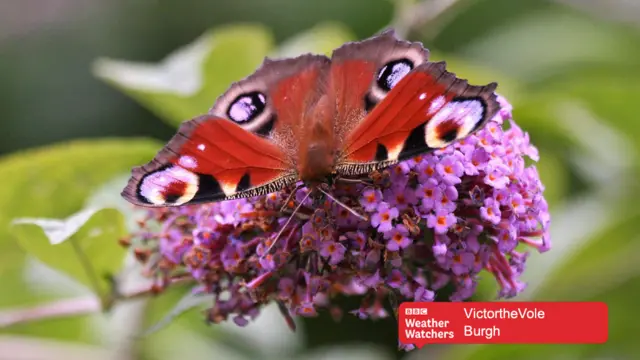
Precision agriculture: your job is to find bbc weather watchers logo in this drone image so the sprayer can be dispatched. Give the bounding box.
[405,307,428,316]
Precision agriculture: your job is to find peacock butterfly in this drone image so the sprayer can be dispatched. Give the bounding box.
[121,29,500,214]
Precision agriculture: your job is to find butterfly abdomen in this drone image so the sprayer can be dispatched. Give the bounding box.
[298,141,335,183]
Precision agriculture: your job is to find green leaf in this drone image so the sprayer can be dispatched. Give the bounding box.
[84,173,149,232]
[92,24,275,128]
[143,289,214,336]
[0,138,161,227]
[11,207,128,302]
[526,70,640,160]
[428,50,522,102]
[0,138,161,307]
[459,9,640,83]
[531,202,640,301]
[92,23,357,128]
[13,208,106,246]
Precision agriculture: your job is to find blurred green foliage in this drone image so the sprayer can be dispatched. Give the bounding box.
[0,140,160,303]
[1,0,639,359]
[93,24,355,128]
[12,208,128,302]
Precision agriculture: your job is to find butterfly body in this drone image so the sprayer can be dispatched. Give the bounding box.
[296,95,337,184]
[122,30,500,208]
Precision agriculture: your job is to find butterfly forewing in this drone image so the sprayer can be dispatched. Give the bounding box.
[121,115,296,207]
[329,29,431,145]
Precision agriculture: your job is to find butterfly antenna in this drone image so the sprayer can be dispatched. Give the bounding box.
[264,189,313,256]
[317,186,368,221]
[335,175,373,186]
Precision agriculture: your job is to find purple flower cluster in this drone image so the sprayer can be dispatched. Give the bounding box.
[124,95,550,351]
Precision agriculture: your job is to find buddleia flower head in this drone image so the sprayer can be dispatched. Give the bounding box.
[124,94,550,351]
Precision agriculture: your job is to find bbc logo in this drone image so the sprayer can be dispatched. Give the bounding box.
[405,307,428,315]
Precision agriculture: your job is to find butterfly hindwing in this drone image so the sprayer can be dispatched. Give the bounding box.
[335,61,500,175]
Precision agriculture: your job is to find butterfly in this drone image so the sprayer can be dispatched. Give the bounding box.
[121,29,500,216]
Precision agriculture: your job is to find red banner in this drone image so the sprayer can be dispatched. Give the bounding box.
[398,302,608,347]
